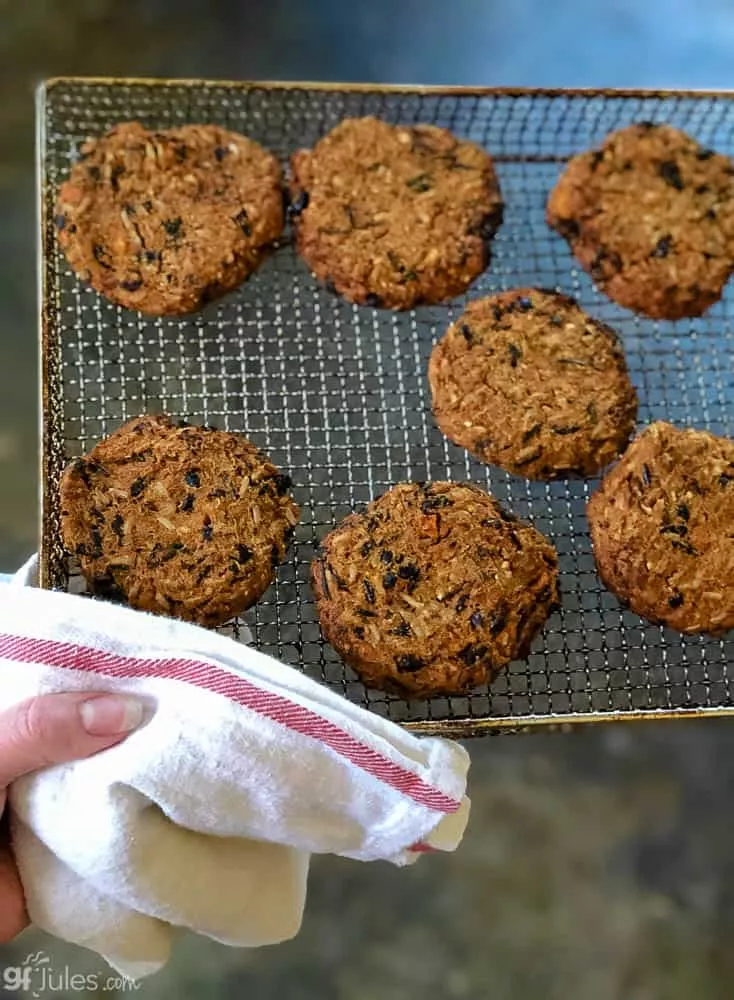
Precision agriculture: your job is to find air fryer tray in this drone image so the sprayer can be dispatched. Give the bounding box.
[38,79,734,736]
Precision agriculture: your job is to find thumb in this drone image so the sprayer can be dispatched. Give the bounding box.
[0,693,145,790]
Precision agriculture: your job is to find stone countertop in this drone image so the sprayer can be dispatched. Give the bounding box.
[1,3,734,997]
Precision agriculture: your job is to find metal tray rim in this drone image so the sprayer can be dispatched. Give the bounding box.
[404,705,734,737]
[40,77,734,101]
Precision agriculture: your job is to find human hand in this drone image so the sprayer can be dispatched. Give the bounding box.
[0,693,144,941]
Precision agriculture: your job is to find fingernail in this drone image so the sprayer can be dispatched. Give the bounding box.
[79,695,145,736]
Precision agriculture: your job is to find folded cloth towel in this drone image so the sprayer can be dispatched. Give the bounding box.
[0,557,470,980]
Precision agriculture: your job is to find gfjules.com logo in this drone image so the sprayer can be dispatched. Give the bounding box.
[2,952,140,996]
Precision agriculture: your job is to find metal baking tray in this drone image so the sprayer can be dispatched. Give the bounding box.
[38,78,734,737]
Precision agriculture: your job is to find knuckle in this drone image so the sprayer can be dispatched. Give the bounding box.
[9,698,72,767]
[13,701,56,764]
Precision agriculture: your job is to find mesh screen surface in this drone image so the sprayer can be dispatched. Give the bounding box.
[39,81,734,734]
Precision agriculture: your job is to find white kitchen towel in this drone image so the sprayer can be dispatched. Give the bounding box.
[0,558,470,980]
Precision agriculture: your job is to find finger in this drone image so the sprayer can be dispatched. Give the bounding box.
[0,842,28,941]
[0,693,145,789]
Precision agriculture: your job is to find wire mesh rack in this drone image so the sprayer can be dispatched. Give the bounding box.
[38,78,734,737]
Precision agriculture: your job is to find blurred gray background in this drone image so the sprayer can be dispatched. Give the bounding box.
[2,2,734,998]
